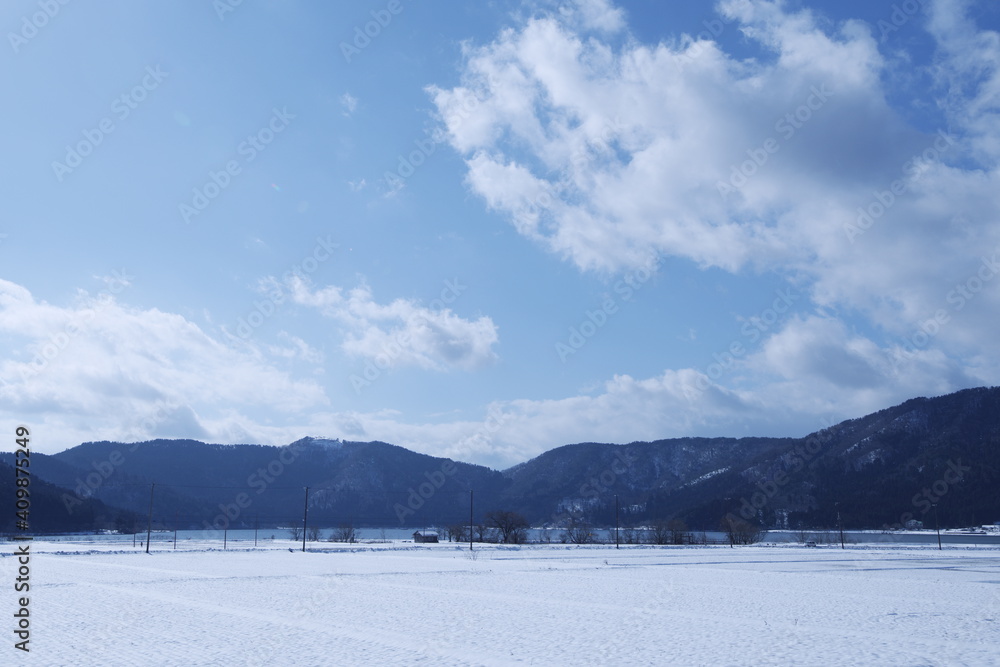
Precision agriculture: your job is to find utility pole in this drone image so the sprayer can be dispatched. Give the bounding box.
[836,502,845,549]
[615,495,620,549]
[145,483,155,554]
[302,486,310,552]
[469,489,474,552]
[173,510,178,550]
[254,512,259,548]
[933,503,942,550]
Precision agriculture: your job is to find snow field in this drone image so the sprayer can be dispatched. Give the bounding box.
[4,541,999,666]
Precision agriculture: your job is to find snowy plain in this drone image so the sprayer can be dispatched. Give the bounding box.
[4,539,1000,666]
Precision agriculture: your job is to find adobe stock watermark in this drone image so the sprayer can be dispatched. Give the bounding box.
[890,246,999,371]
[735,418,838,522]
[19,269,132,382]
[717,84,834,198]
[393,459,458,524]
[349,277,467,393]
[844,130,955,243]
[51,66,168,182]
[875,0,927,43]
[178,107,295,223]
[556,256,661,363]
[550,448,638,527]
[8,0,71,54]
[505,116,624,224]
[682,287,800,400]
[674,13,734,71]
[383,76,495,195]
[60,401,179,514]
[883,459,970,531]
[340,0,404,63]
[394,406,511,523]
[205,440,308,533]
[234,235,339,340]
[213,0,245,21]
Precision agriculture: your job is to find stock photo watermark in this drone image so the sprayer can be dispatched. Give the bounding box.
[844,130,955,243]
[18,269,132,383]
[875,0,927,43]
[555,256,661,362]
[673,13,734,71]
[340,0,404,63]
[233,235,339,340]
[717,84,834,197]
[349,277,467,393]
[682,287,800,400]
[51,66,168,182]
[8,0,71,54]
[206,441,308,532]
[890,246,999,370]
[60,401,179,514]
[178,107,295,223]
[883,459,970,531]
[736,419,838,522]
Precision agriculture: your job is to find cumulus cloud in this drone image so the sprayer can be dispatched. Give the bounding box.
[0,279,328,450]
[430,0,1000,416]
[0,274,982,468]
[283,277,499,371]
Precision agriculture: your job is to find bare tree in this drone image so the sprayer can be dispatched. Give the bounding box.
[446,523,469,543]
[473,522,494,543]
[307,525,322,542]
[289,525,302,542]
[329,523,356,543]
[563,518,595,544]
[667,519,689,545]
[486,510,530,544]
[720,514,767,545]
[649,520,671,545]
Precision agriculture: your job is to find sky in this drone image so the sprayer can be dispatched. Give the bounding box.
[1,0,998,469]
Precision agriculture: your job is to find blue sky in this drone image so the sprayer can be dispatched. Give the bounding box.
[2,0,999,468]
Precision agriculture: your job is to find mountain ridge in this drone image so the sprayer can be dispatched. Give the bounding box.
[6,387,999,533]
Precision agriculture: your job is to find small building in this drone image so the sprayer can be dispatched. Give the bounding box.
[413,530,439,543]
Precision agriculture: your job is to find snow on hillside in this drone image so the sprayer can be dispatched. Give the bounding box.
[4,540,999,665]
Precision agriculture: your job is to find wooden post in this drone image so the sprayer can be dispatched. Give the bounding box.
[302,487,310,552]
[934,504,942,550]
[615,495,620,549]
[145,483,155,554]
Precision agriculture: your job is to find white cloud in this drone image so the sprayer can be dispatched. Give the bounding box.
[430,0,1000,412]
[556,0,626,34]
[340,91,358,117]
[0,279,327,450]
[0,277,987,468]
[284,277,499,371]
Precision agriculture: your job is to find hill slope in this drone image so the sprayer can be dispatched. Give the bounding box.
[14,387,1000,531]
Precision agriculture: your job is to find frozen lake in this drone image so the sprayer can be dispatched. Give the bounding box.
[5,538,999,665]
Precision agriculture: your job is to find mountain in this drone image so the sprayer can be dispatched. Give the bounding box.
[22,437,508,531]
[500,387,1000,530]
[12,387,1000,532]
[0,460,140,534]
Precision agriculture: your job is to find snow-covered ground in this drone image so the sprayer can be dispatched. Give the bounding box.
[5,539,1000,666]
